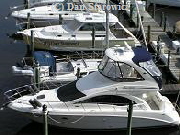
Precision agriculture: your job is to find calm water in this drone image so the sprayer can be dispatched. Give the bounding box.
[0,1,180,135]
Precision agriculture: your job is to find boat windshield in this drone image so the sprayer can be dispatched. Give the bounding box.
[63,19,82,32]
[139,60,161,77]
[57,81,86,102]
[98,56,143,81]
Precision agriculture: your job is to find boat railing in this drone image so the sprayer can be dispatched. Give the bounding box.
[4,82,61,102]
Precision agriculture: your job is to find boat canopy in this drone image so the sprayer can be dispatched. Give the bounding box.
[33,51,56,72]
[132,48,161,77]
[132,48,152,63]
[99,47,161,82]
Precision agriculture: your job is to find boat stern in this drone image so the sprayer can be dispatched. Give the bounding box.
[161,96,180,126]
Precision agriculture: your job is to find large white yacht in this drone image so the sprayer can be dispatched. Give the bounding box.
[12,0,106,27]
[20,12,139,51]
[29,0,64,8]
[5,46,180,130]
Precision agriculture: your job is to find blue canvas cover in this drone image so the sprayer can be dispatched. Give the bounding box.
[33,51,56,72]
[132,47,152,63]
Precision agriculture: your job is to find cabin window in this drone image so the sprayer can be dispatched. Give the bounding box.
[64,20,81,32]
[80,95,134,106]
[99,56,143,81]
[79,23,105,31]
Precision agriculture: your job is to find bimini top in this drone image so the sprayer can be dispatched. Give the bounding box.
[132,47,152,63]
[34,51,56,72]
[105,46,152,65]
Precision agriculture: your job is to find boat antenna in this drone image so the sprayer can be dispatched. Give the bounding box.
[106,0,109,48]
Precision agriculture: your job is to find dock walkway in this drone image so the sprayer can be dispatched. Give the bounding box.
[126,0,180,81]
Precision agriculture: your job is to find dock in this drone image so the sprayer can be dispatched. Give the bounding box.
[161,84,180,94]
[125,1,180,84]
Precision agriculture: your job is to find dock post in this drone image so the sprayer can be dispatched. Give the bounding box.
[76,67,80,79]
[163,16,167,32]
[136,13,139,28]
[130,4,134,20]
[27,13,31,29]
[166,50,171,84]
[59,14,62,25]
[167,50,170,69]
[92,26,95,48]
[24,0,30,9]
[30,30,34,56]
[173,25,176,33]
[43,105,48,135]
[157,39,160,59]
[106,0,110,48]
[124,0,126,5]
[27,0,30,9]
[145,0,149,11]
[152,3,156,19]
[34,62,40,89]
[147,25,151,44]
[160,12,164,27]
[126,101,133,135]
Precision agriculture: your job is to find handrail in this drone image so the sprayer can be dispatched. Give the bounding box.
[4,82,62,102]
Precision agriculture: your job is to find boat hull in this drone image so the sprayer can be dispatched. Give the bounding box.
[23,35,135,51]
[21,111,180,130]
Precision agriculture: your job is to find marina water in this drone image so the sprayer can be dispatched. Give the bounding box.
[0,0,180,134]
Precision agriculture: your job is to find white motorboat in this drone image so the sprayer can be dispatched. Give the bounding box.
[29,0,64,7]
[12,0,106,27]
[5,46,180,130]
[28,0,105,7]
[148,0,180,7]
[12,51,101,83]
[20,12,139,51]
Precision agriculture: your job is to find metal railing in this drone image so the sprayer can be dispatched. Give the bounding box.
[4,82,62,102]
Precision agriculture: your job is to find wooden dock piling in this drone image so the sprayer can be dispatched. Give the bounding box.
[126,101,133,135]
[43,105,48,135]
[27,12,30,29]
[160,12,164,27]
[152,3,156,19]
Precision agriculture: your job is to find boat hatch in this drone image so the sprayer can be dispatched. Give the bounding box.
[57,81,86,102]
